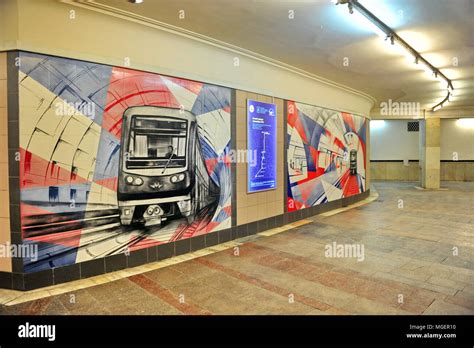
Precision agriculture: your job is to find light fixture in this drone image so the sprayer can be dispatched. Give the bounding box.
[370,120,386,129]
[333,0,454,113]
[431,92,452,112]
[129,0,143,3]
[456,118,474,128]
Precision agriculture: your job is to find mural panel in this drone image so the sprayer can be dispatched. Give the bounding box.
[286,101,366,211]
[18,52,232,272]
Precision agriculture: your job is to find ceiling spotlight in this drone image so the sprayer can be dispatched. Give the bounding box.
[129,0,143,3]
[333,0,454,112]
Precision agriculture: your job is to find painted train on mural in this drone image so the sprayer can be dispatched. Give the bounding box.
[286,101,367,211]
[118,106,219,226]
[18,52,232,272]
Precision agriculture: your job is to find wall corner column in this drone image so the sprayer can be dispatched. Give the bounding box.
[419,117,441,189]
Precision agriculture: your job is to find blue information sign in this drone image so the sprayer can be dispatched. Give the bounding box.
[247,99,277,193]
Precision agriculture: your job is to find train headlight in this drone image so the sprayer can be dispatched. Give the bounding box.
[170,173,185,183]
[125,175,144,186]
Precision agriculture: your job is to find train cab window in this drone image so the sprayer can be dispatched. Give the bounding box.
[126,116,188,169]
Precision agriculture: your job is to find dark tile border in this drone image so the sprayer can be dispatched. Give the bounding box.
[174,238,190,256]
[24,269,53,291]
[157,242,174,261]
[7,51,22,274]
[0,271,13,289]
[53,263,80,286]
[104,253,127,273]
[190,234,205,252]
[12,272,24,290]
[127,248,148,268]
[230,88,237,227]
[283,99,288,213]
[205,231,218,247]
[218,228,232,243]
[147,245,158,263]
[80,258,105,279]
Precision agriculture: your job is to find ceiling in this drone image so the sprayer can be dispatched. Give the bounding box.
[94,0,474,113]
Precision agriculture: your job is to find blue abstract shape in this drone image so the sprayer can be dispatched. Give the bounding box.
[19,52,112,126]
[21,182,93,214]
[23,240,78,273]
[358,119,367,144]
[93,129,120,181]
[191,85,231,116]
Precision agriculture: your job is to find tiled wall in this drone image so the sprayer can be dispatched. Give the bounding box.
[371,161,474,182]
[0,52,11,272]
[441,162,474,181]
[371,161,420,181]
[235,91,284,225]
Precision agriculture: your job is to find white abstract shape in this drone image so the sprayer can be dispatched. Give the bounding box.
[162,77,199,111]
[321,178,343,201]
[196,109,231,155]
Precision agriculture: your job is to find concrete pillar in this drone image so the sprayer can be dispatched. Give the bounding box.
[419,118,440,189]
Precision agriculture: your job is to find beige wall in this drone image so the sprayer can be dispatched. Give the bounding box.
[0,0,19,50]
[371,161,474,182]
[370,120,419,161]
[0,52,12,272]
[441,162,474,181]
[371,162,420,182]
[0,0,373,117]
[440,119,474,160]
[236,91,284,225]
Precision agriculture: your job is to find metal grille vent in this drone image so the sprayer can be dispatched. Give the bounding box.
[407,121,419,132]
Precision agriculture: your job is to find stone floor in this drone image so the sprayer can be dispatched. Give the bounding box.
[1,181,473,315]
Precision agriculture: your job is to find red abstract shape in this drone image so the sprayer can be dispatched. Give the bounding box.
[94,177,118,192]
[102,67,183,139]
[205,158,218,175]
[343,173,361,197]
[342,112,356,133]
[19,148,89,189]
[20,203,53,219]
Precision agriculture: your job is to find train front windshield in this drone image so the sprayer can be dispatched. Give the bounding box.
[126,116,187,169]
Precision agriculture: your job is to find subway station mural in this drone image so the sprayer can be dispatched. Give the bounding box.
[18,52,232,272]
[286,101,366,211]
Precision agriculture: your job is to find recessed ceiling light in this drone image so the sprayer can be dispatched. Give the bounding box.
[129,0,143,4]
